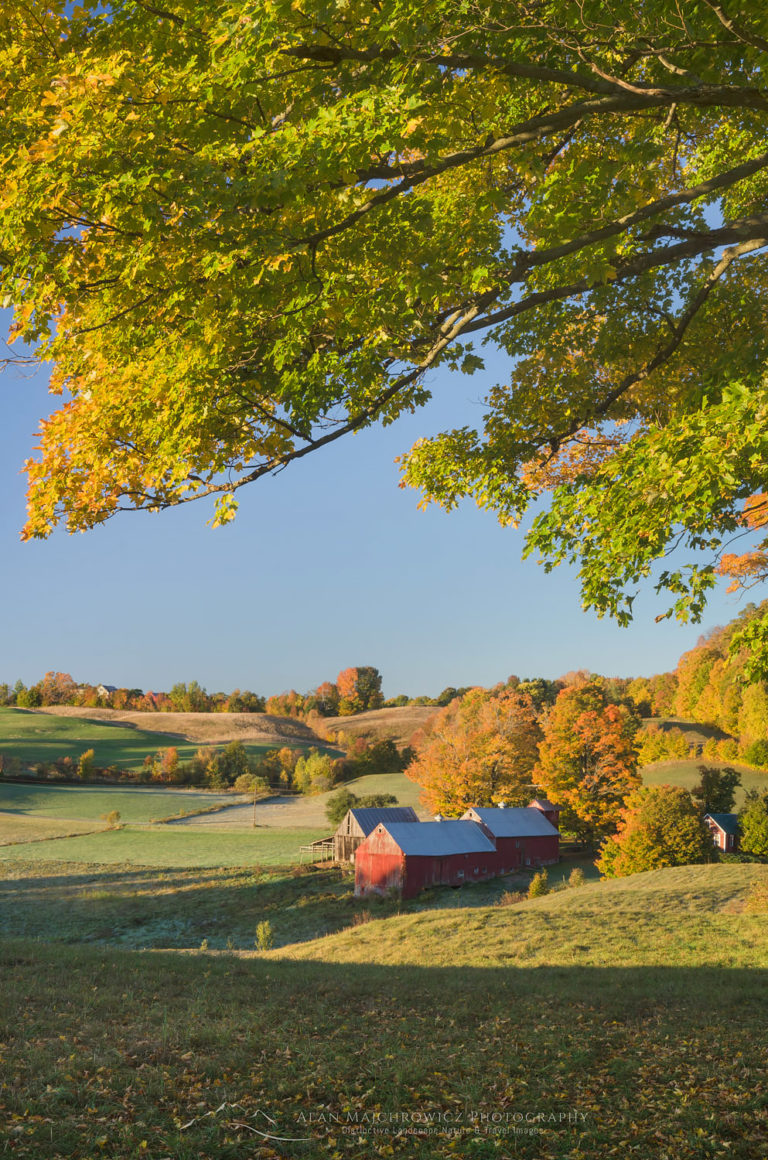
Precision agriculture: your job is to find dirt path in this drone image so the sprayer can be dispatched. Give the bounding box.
[164,795,331,830]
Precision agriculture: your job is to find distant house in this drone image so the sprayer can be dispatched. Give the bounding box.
[704,812,739,852]
[354,819,499,898]
[462,804,560,870]
[96,685,117,699]
[333,806,419,863]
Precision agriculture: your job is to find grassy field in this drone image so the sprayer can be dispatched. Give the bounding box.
[0,814,107,845]
[342,770,426,811]
[0,855,598,950]
[0,781,241,824]
[2,728,767,1157]
[0,825,326,868]
[279,863,768,969]
[0,707,281,772]
[642,759,768,805]
[321,704,438,747]
[0,863,766,1158]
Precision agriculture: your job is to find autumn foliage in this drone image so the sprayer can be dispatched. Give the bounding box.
[535,679,640,843]
[597,785,716,878]
[405,686,542,816]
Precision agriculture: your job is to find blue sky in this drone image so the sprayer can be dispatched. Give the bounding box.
[0,334,752,699]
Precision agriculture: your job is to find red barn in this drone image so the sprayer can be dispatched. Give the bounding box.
[354,820,499,899]
[462,805,560,869]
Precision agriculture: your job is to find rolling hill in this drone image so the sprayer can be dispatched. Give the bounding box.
[274,863,768,969]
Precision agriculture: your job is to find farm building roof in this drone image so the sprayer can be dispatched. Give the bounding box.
[348,807,419,836]
[379,819,496,856]
[704,813,740,836]
[464,806,559,837]
[530,798,561,812]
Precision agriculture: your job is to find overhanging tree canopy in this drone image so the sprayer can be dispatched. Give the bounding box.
[4,2,768,627]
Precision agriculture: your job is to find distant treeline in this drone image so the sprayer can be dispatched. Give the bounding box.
[0,666,473,719]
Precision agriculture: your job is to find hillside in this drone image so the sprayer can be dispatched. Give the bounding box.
[274,863,768,968]
[29,705,321,745]
[29,703,437,749]
[639,716,733,745]
[642,760,768,805]
[320,705,438,747]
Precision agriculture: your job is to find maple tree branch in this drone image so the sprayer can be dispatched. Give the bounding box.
[544,235,768,453]
[117,297,493,512]
[457,212,768,338]
[131,2,185,27]
[298,100,768,253]
[699,1,768,54]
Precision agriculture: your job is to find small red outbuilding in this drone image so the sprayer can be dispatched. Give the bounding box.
[354,819,499,899]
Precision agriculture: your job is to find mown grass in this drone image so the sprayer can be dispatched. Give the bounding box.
[0,856,598,951]
[0,814,107,845]
[1,923,767,1157]
[0,860,359,949]
[0,707,277,772]
[0,781,240,824]
[279,864,768,969]
[0,826,327,868]
[641,759,768,806]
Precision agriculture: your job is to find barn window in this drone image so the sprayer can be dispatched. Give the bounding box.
[456,870,464,879]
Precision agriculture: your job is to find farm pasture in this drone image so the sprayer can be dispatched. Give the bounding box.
[0,826,326,868]
[0,707,281,772]
[0,781,240,825]
[1,863,767,1158]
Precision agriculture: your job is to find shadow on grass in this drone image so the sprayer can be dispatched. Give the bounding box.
[0,863,367,948]
[0,936,766,1159]
[0,858,603,950]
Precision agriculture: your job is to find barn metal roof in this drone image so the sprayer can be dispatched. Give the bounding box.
[704,812,740,836]
[349,806,419,836]
[463,806,559,837]
[380,819,497,855]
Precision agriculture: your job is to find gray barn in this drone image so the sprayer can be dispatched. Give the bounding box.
[333,806,419,862]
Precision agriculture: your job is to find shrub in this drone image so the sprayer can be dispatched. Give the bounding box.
[100,810,121,828]
[568,867,586,888]
[528,871,549,898]
[255,921,274,951]
[232,772,269,794]
[496,890,526,907]
[77,748,96,780]
[325,788,359,827]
